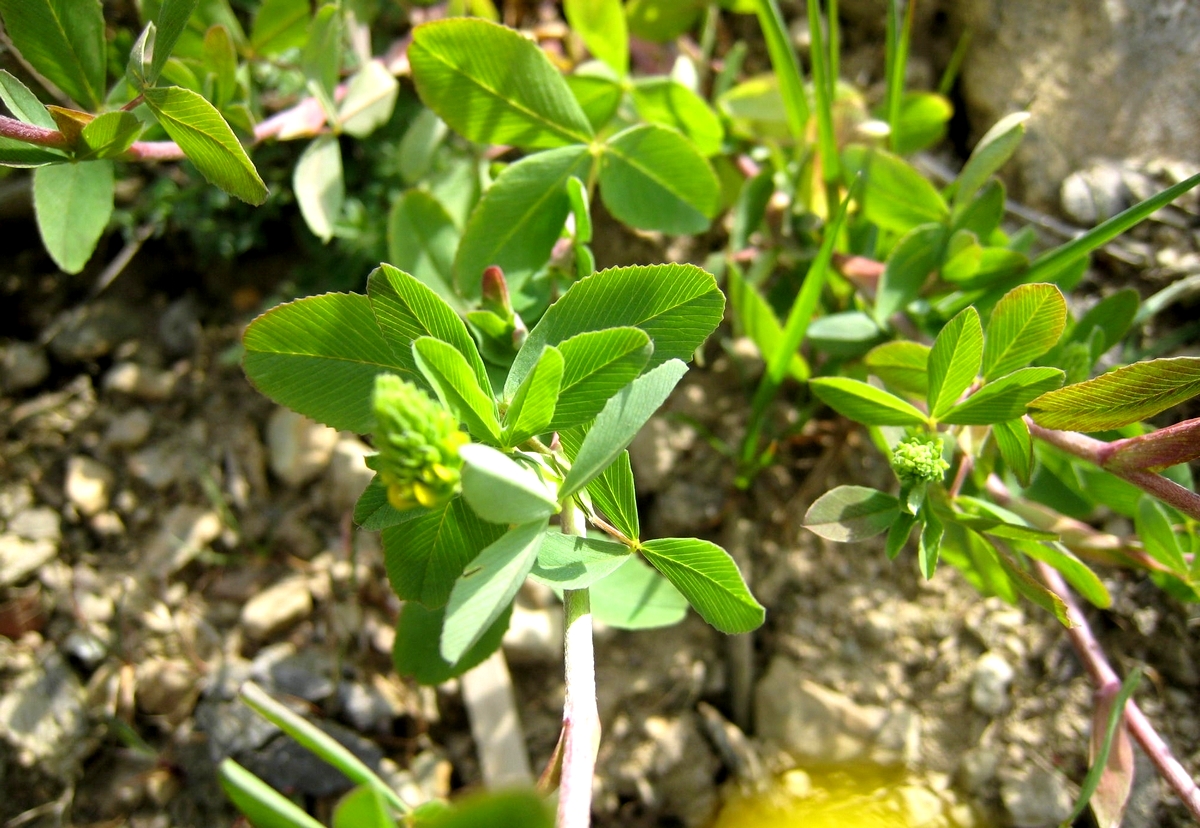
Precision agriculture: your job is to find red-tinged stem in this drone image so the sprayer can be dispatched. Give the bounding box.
[1033,561,1200,822]
[1101,417,1200,472]
[1027,418,1200,522]
[0,114,68,149]
[557,499,598,828]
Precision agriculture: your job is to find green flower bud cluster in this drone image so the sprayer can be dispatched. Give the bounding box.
[891,436,949,484]
[369,374,469,511]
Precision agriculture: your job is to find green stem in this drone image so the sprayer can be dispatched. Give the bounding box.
[557,499,598,828]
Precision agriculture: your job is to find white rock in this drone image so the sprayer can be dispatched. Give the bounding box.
[103,361,176,401]
[970,651,1016,716]
[327,437,375,511]
[127,443,188,490]
[628,416,696,495]
[896,785,945,828]
[8,507,61,543]
[266,408,339,487]
[104,408,153,450]
[1000,766,1074,828]
[143,505,223,575]
[502,601,562,662]
[241,577,313,639]
[65,455,114,516]
[0,652,87,778]
[136,657,200,718]
[0,534,57,587]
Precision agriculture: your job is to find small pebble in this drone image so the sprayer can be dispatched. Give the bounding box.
[65,455,114,516]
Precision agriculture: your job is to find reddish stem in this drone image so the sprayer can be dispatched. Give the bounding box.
[1033,561,1200,822]
[0,114,68,149]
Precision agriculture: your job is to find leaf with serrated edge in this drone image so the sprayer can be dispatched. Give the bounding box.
[865,340,930,397]
[368,263,490,395]
[809,377,929,426]
[393,601,511,685]
[589,556,688,629]
[441,519,547,662]
[410,18,593,149]
[1028,357,1200,432]
[414,338,501,442]
[927,306,983,418]
[804,485,900,542]
[844,144,948,233]
[530,531,631,590]
[640,538,763,634]
[78,111,143,159]
[941,367,1064,425]
[507,263,723,397]
[560,360,687,499]
[993,418,1033,486]
[33,160,113,275]
[599,124,720,234]
[549,327,651,431]
[0,70,55,128]
[455,145,593,298]
[503,346,563,446]
[382,497,506,608]
[151,0,201,83]
[459,444,558,524]
[0,0,105,109]
[244,293,412,433]
[587,450,639,541]
[983,283,1067,380]
[564,0,627,76]
[143,86,268,204]
[992,543,1071,626]
[1008,538,1112,609]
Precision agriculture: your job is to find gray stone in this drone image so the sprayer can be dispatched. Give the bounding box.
[970,651,1016,716]
[0,535,57,587]
[7,507,60,543]
[127,443,188,490]
[338,680,401,733]
[953,0,1200,209]
[104,408,154,450]
[143,505,223,576]
[64,455,114,516]
[251,644,335,702]
[266,408,339,487]
[0,652,88,778]
[63,629,108,670]
[754,656,917,765]
[241,577,313,639]
[47,301,139,362]
[1000,766,1074,828]
[243,718,384,799]
[628,416,696,495]
[0,341,50,394]
[958,745,1000,795]
[136,657,200,718]
[158,295,202,357]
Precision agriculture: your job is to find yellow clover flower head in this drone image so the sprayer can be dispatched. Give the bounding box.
[891,436,949,484]
[368,374,468,511]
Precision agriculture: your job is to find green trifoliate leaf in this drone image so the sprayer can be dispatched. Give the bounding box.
[369,373,469,512]
[502,345,563,447]
[807,311,885,359]
[992,543,1070,626]
[941,367,1065,425]
[804,485,901,542]
[413,337,501,442]
[454,145,593,299]
[338,61,399,138]
[992,418,1033,486]
[441,519,548,663]
[809,377,929,427]
[927,306,983,419]
[919,510,944,579]
[302,2,341,99]
[566,175,592,243]
[589,556,688,629]
[244,293,413,433]
[586,450,639,541]
[565,69,623,131]
[386,190,461,311]
[150,0,202,84]
[530,531,631,590]
[507,263,723,397]
[410,17,593,149]
[891,437,949,485]
[78,112,143,160]
[1135,496,1187,573]
[142,86,268,205]
[630,78,724,156]
[0,70,55,129]
[598,124,720,235]
[392,601,511,685]
[640,538,764,634]
[874,223,947,323]
[865,341,930,397]
[33,160,113,274]
[382,497,506,608]
[550,327,652,431]
[983,283,1067,380]
[459,444,558,525]
[0,0,106,109]
[1006,538,1111,610]
[953,111,1029,209]
[1028,357,1200,432]
[560,359,688,499]
[251,0,311,56]
[885,512,917,559]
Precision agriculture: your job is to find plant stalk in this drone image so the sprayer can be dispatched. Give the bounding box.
[557,499,599,828]
[0,114,68,149]
[1026,418,1200,522]
[1032,561,1200,822]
